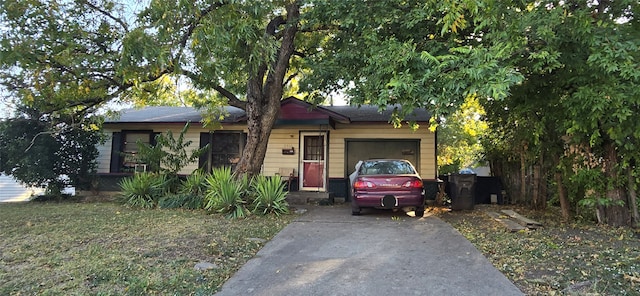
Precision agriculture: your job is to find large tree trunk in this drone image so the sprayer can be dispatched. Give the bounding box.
[235,98,280,178]
[601,141,630,227]
[233,3,299,178]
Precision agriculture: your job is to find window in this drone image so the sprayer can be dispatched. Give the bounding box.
[199,131,247,171]
[110,131,155,173]
[359,160,416,175]
[211,132,243,168]
[122,132,150,172]
[304,136,324,161]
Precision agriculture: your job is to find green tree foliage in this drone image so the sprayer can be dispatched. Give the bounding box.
[0,0,131,114]
[438,95,488,174]
[0,106,102,194]
[0,0,522,180]
[300,0,523,126]
[4,0,637,226]
[0,0,130,190]
[481,1,640,226]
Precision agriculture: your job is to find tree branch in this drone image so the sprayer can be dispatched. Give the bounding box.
[81,0,130,33]
[181,69,246,110]
[24,131,53,153]
[266,15,286,36]
[298,24,341,33]
[284,72,299,87]
[215,85,247,110]
[264,3,299,96]
[174,2,228,67]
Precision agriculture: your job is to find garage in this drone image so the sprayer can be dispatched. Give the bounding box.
[345,139,421,177]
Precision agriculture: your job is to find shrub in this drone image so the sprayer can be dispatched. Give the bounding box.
[251,175,289,216]
[0,110,103,195]
[156,170,209,210]
[136,123,208,175]
[179,170,208,197]
[119,172,165,208]
[204,167,249,218]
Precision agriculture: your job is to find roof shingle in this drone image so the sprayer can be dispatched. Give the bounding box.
[105,102,431,124]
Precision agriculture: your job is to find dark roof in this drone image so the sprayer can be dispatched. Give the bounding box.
[104,106,245,124]
[104,101,431,124]
[324,105,431,122]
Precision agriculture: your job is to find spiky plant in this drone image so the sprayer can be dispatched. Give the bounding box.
[204,167,249,218]
[251,175,289,216]
[118,172,165,208]
[170,170,209,209]
[180,170,208,196]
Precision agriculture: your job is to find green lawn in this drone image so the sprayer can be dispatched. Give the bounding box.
[0,202,294,295]
[4,201,639,295]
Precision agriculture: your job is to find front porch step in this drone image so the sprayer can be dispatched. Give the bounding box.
[286,191,335,205]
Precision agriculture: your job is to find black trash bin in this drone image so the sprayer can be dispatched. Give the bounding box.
[449,174,476,210]
[423,180,440,201]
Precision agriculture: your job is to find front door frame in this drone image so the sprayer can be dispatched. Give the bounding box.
[299,131,328,191]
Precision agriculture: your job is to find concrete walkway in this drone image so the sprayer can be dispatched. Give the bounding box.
[216,205,523,296]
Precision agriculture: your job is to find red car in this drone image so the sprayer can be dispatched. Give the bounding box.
[350,159,425,217]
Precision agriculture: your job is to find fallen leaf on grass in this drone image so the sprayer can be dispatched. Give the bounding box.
[624,274,640,283]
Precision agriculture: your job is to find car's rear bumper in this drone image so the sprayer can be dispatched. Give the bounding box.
[352,193,425,208]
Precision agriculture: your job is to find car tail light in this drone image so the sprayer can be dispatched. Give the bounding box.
[353,180,375,189]
[403,179,423,188]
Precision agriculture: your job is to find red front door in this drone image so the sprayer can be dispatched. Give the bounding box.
[300,132,327,191]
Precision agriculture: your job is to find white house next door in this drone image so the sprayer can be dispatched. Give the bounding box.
[300,132,327,191]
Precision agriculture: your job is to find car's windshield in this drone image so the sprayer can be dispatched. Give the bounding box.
[358,160,416,175]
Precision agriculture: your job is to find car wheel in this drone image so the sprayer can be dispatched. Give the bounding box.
[351,207,361,216]
[415,207,425,217]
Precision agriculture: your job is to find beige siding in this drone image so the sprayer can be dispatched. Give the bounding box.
[98,124,247,175]
[263,127,301,176]
[328,123,436,179]
[97,122,436,179]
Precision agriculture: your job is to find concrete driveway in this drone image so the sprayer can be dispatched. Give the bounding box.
[216,205,523,296]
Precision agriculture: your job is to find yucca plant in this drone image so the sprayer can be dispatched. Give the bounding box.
[251,175,289,216]
[204,167,249,218]
[173,170,208,209]
[118,172,165,208]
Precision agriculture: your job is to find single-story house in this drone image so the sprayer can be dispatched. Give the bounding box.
[96,97,437,199]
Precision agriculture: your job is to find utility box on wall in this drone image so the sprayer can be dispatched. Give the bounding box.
[281,147,295,155]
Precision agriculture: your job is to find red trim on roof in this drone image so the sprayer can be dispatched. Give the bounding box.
[281,103,327,120]
[281,97,350,123]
